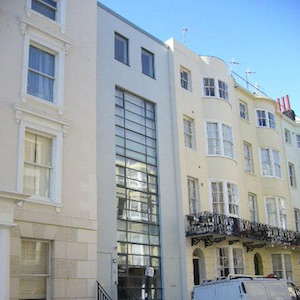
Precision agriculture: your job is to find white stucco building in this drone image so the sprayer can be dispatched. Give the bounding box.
[0,1,98,299]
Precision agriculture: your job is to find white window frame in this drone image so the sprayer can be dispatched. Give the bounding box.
[296,135,300,148]
[24,131,53,198]
[21,34,65,109]
[248,193,258,222]
[115,32,129,65]
[216,247,244,277]
[294,208,300,231]
[180,67,191,90]
[288,162,297,188]
[265,196,287,228]
[239,101,249,120]
[210,181,239,217]
[260,148,282,178]
[17,120,63,205]
[271,253,293,281]
[20,239,51,300]
[183,117,195,149]
[243,142,254,173]
[256,109,276,129]
[141,48,155,78]
[206,121,234,158]
[26,0,67,29]
[203,78,215,97]
[218,80,229,100]
[187,177,199,214]
[284,128,292,145]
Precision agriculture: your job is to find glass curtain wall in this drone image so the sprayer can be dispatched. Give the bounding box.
[115,87,162,299]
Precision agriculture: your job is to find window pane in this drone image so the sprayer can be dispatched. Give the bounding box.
[32,0,57,20]
[28,46,55,102]
[142,48,154,78]
[115,33,128,64]
[24,132,52,198]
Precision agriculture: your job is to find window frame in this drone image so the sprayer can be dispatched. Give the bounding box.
[20,239,51,300]
[296,135,300,148]
[17,121,63,205]
[183,117,195,149]
[31,0,57,21]
[216,247,244,277]
[203,78,215,97]
[141,48,155,78]
[271,253,293,281]
[248,193,258,222]
[260,148,282,178]
[294,208,300,231]
[265,196,287,228]
[210,181,239,217]
[187,177,199,214]
[180,67,191,91]
[22,35,65,108]
[24,131,53,198]
[26,0,66,28]
[114,32,129,65]
[284,128,292,145]
[243,142,254,173]
[206,121,234,159]
[218,80,229,100]
[28,45,55,102]
[239,101,249,120]
[256,109,276,129]
[288,162,297,188]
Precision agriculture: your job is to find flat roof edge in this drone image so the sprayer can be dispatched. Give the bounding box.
[97,2,169,49]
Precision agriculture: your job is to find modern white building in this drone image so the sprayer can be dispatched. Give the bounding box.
[97,4,186,299]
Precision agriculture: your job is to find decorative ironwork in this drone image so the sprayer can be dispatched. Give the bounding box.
[229,239,240,245]
[186,211,300,246]
[191,235,226,247]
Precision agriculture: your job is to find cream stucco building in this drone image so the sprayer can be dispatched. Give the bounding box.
[1,1,300,300]
[0,1,98,299]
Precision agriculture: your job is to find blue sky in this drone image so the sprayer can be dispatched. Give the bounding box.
[99,0,300,116]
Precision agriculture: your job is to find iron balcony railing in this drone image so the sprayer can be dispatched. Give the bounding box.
[186,211,300,249]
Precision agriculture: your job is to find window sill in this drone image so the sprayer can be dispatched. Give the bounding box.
[207,154,237,164]
[17,195,62,213]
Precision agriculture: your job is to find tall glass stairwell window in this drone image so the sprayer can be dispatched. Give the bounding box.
[115,87,162,299]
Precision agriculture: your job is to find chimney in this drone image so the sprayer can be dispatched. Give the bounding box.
[286,95,291,110]
[282,95,295,121]
[277,98,281,112]
[282,96,286,111]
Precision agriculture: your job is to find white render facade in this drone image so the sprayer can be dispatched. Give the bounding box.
[0,0,98,299]
[1,1,300,300]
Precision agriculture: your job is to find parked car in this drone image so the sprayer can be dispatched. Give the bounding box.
[192,275,293,300]
[287,281,300,300]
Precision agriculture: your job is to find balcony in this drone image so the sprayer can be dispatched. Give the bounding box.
[186,211,300,252]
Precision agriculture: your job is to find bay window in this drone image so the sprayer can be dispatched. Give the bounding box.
[256,109,276,129]
[216,247,244,277]
[207,122,234,158]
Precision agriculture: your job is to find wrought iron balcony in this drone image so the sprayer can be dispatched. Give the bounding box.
[186,211,300,251]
